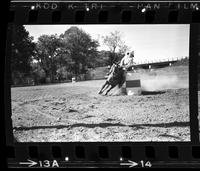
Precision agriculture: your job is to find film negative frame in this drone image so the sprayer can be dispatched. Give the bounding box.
[3,0,200,168]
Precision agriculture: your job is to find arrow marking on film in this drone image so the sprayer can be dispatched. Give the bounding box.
[120,160,138,168]
[19,159,37,167]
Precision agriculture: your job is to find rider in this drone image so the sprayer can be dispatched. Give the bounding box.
[119,51,136,85]
[119,51,135,71]
[106,51,135,83]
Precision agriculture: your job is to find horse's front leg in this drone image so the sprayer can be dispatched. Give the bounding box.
[98,81,109,94]
[105,85,115,95]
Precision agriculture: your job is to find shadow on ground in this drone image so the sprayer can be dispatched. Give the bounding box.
[159,133,185,141]
[13,121,189,131]
[141,91,166,95]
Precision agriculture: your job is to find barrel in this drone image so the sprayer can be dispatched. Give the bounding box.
[126,71,142,95]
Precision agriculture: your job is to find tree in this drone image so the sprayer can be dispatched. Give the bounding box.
[10,25,35,85]
[34,27,99,83]
[62,27,99,76]
[96,50,110,67]
[103,31,130,65]
[118,43,130,55]
[30,62,46,84]
[34,34,63,82]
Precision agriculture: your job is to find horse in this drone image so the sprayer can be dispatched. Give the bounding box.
[98,63,125,95]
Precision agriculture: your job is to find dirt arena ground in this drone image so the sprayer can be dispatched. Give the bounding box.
[11,66,190,142]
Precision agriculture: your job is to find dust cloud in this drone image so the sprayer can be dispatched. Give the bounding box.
[140,74,188,91]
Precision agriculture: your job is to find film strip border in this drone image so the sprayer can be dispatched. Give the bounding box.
[5,1,200,168]
[6,143,200,168]
[9,1,200,23]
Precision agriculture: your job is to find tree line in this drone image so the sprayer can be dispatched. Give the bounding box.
[10,25,130,86]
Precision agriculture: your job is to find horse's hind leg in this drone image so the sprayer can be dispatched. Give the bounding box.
[98,82,109,94]
[105,85,115,95]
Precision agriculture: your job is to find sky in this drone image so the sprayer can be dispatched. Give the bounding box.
[24,24,190,63]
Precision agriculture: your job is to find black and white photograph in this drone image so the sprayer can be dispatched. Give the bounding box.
[10,24,190,142]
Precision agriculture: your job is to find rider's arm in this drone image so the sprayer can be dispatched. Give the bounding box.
[131,58,136,65]
[125,58,136,70]
[126,58,134,68]
[119,57,125,67]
